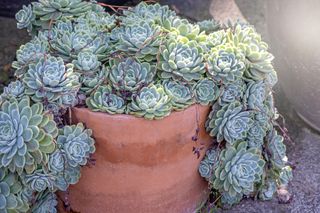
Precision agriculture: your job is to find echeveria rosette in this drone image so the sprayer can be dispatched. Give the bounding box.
[1,80,25,101]
[197,19,220,34]
[75,11,117,33]
[57,123,95,167]
[31,191,58,213]
[73,51,101,72]
[12,39,48,77]
[202,30,227,51]
[198,149,219,180]
[0,98,58,174]
[127,85,172,120]
[86,86,126,114]
[15,5,35,32]
[23,55,80,103]
[213,141,265,197]
[80,66,107,95]
[279,166,293,186]
[258,179,277,201]
[221,192,243,206]
[0,168,26,212]
[244,81,267,110]
[109,58,156,100]
[218,80,246,106]
[163,80,194,111]
[192,78,219,105]
[159,40,205,82]
[205,101,253,145]
[246,121,266,149]
[266,129,287,169]
[117,22,162,61]
[25,170,55,192]
[207,46,245,84]
[169,18,204,41]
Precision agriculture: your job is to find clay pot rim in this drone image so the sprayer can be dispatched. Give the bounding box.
[72,104,209,122]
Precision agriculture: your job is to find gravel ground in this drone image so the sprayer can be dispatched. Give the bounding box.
[0,1,319,213]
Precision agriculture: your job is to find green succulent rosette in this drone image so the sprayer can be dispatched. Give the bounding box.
[1,80,25,101]
[258,179,277,201]
[163,80,194,111]
[117,22,162,61]
[23,55,80,103]
[31,191,58,213]
[202,29,227,51]
[86,86,126,114]
[192,78,219,105]
[266,129,287,169]
[15,5,35,32]
[197,19,220,34]
[213,141,265,196]
[0,97,58,174]
[198,149,219,180]
[244,80,267,110]
[279,166,293,186]
[205,101,253,144]
[158,39,205,82]
[127,84,172,120]
[109,58,156,99]
[246,121,266,149]
[220,192,243,207]
[80,66,107,95]
[218,80,246,106]
[73,51,101,72]
[25,170,55,192]
[207,45,245,84]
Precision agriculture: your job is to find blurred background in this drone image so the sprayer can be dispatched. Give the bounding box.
[1,0,320,212]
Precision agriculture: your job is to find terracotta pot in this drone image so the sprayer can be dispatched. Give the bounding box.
[58,104,212,213]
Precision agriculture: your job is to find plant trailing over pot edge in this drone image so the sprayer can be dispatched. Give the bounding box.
[0,0,292,212]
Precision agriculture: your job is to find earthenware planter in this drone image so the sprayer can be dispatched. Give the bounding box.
[58,104,212,213]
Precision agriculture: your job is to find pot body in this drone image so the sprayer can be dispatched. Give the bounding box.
[267,0,320,131]
[58,105,212,213]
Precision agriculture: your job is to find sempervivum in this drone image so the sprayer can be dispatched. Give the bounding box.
[86,86,126,114]
[23,55,80,103]
[218,80,246,106]
[205,101,253,145]
[192,78,219,105]
[109,58,156,100]
[72,51,101,72]
[15,5,35,32]
[127,84,172,120]
[163,80,194,111]
[117,22,162,61]
[1,80,25,101]
[213,141,265,197]
[158,39,205,82]
[244,81,267,110]
[207,45,245,84]
[0,97,58,174]
[198,149,219,180]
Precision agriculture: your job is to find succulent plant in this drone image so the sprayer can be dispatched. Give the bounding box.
[57,123,95,167]
[279,166,293,186]
[207,46,245,84]
[192,78,219,105]
[127,85,172,120]
[12,39,48,77]
[163,80,194,111]
[213,141,265,196]
[86,86,126,114]
[73,51,101,72]
[117,22,162,61]
[75,11,117,33]
[244,81,267,110]
[220,192,243,206]
[23,55,80,103]
[205,101,253,145]
[0,97,58,174]
[0,168,25,212]
[109,58,156,99]
[25,170,55,192]
[1,80,25,101]
[197,19,220,34]
[246,121,266,148]
[15,5,35,32]
[266,129,287,169]
[258,179,277,201]
[198,149,219,180]
[169,18,204,41]
[80,66,107,95]
[218,80,246,106]
[31,191,58,213]
[159,40,205,82]
[202,30,227,51]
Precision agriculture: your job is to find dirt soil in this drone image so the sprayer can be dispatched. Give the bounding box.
[0,1,319,212]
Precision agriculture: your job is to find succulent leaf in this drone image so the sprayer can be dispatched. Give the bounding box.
[192,78,219,105]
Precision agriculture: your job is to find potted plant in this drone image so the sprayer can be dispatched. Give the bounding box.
[0,1,292,212]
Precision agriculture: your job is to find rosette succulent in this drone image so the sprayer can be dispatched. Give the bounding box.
[1,80,25,101]
[266,129,287,169]
[221,192,243,206]
[244,81,267,110]
[73,51,101,72]
[25,170,54,192]
[246,121,266,148]
[198,149,219,180]
[109,58,156,99]
[117,22,162,61]
[192,78,219,105]
[163,80,194,111]
[127,85,172,120]
[207,46,245,84]
[197,19,220,34]
[86,86,126,114]
[218,80,246,106]
[15,5,35,31]
[203,30,227,51]
[0,98,58,174]
[23,55,80,102]
[213,141,265,196]
[279,166,293,186]
[159,40,205,82]
[31,191,58,213]
[57,123,95,167]
[205,101,253,144]
[258,179,277,201]
[80,66,107,95]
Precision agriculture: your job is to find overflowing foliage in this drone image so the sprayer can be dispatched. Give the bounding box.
[0,0,292,211]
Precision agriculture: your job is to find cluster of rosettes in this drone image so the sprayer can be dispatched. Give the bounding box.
[8,0,292,211]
